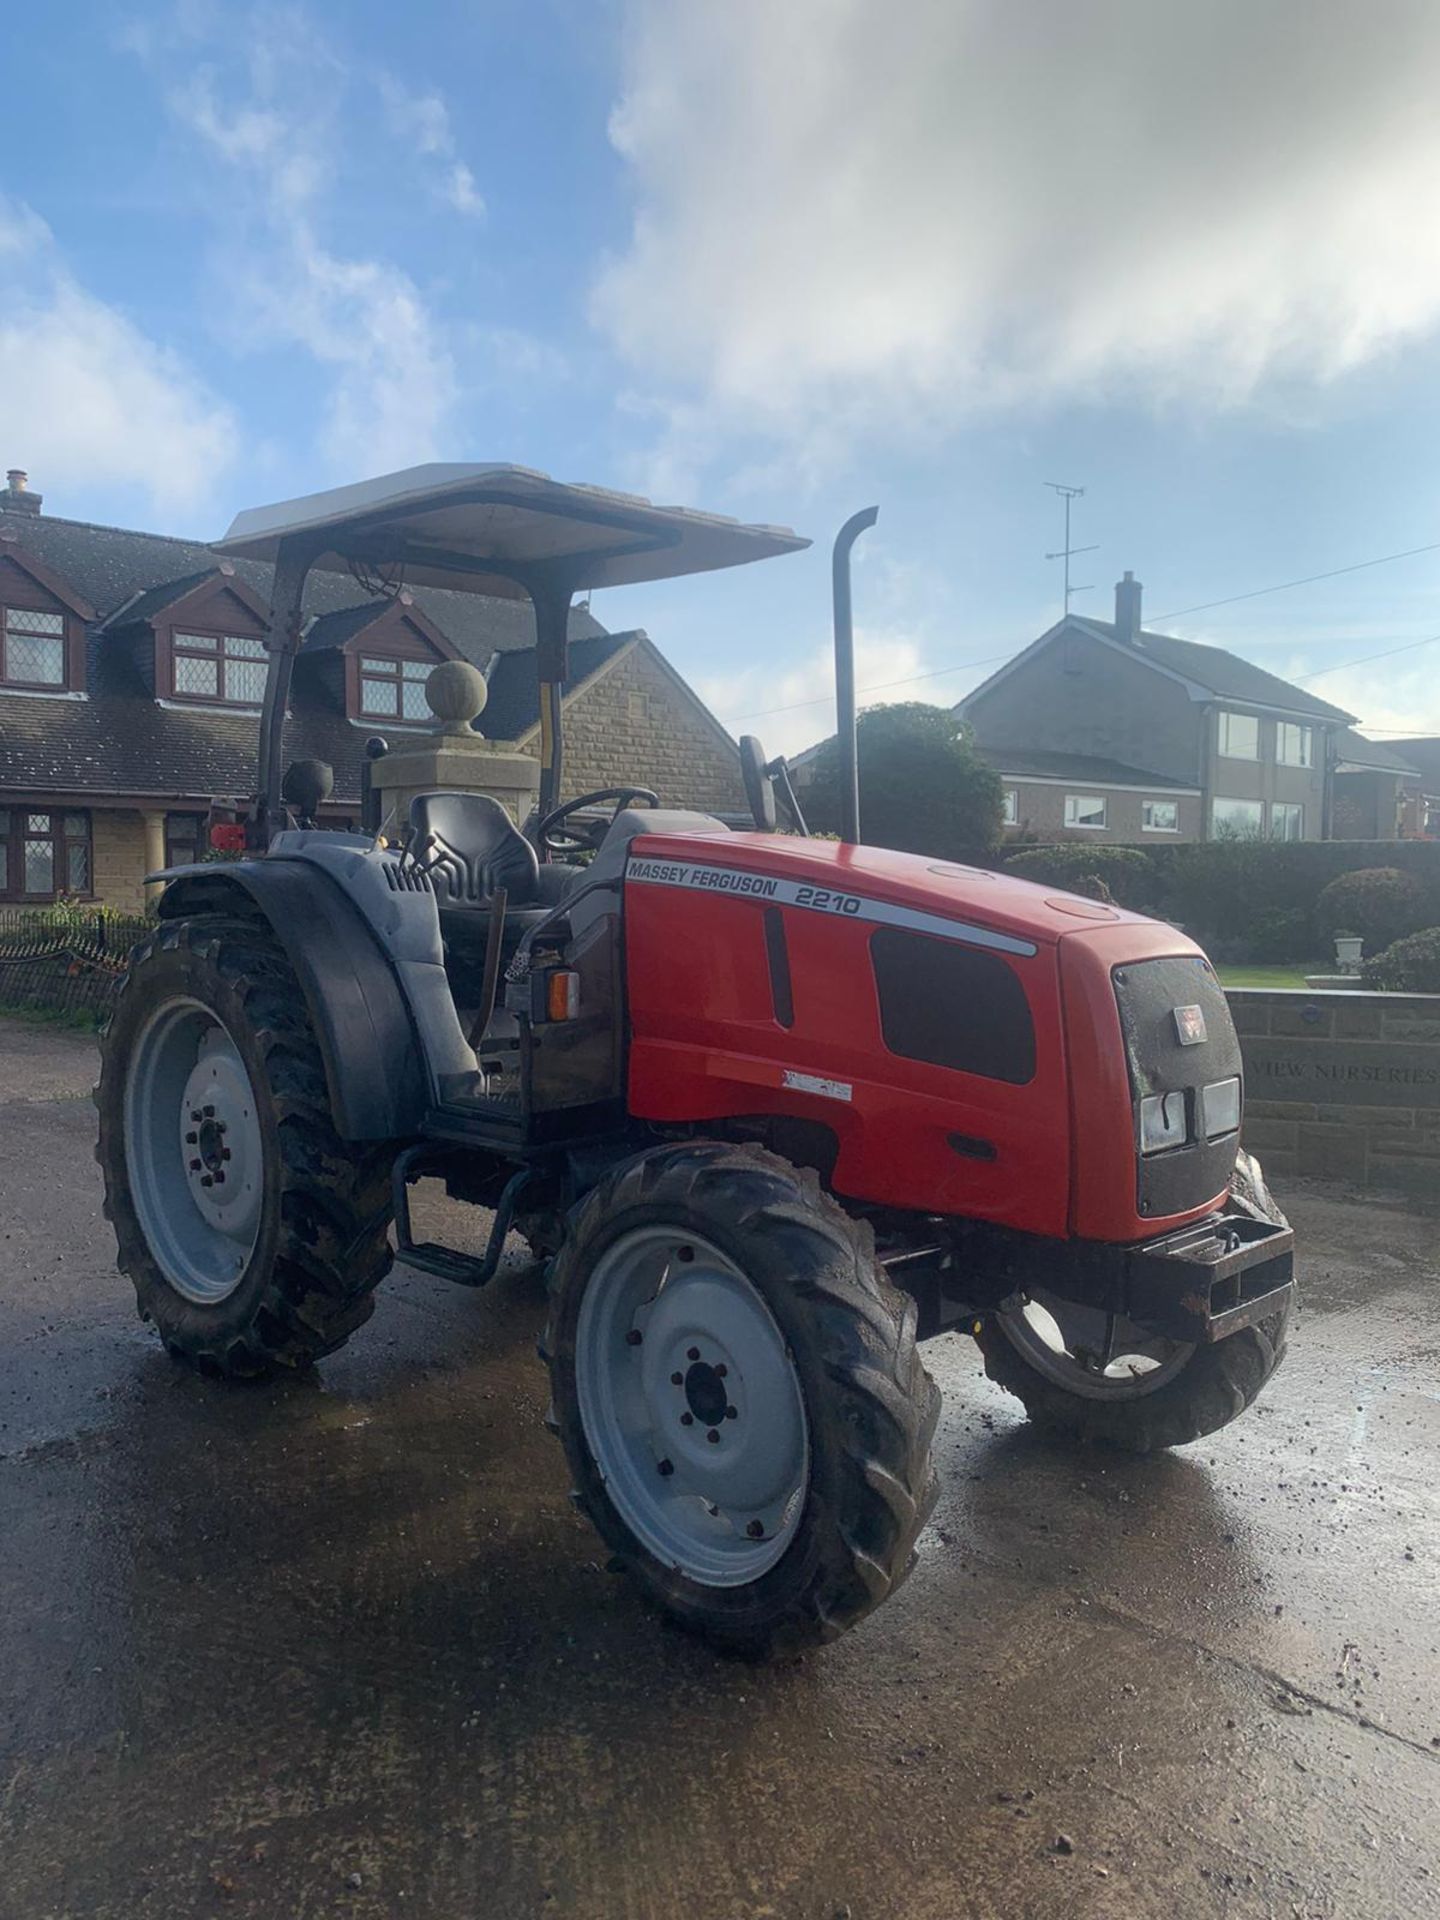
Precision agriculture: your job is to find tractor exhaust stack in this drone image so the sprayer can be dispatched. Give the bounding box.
[832,506,878,846]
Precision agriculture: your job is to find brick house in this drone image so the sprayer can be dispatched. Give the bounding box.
[959,573,1356,844]
[0,471,743,912]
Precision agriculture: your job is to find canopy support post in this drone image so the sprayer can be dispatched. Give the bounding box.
[253,535,319,847]
[527,570,580,834]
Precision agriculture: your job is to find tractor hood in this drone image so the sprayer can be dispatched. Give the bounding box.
[627,830,1156,953]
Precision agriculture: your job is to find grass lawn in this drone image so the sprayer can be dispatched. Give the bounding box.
[1216,964,1319,990]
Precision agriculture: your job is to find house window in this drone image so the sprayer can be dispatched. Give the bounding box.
[0,809,91,899]
[627,690,650,721]
[1270,801,1304,842]
[172,631,269,706]
[1001,787,1018,826]
[1064,793,1107,830]
[1217,711,1260,760]
[1,606,66,688]
[165,812,207,868]
[1277,723,1313,768]
[359,655,431,721]
[1142,798,1180,833]
[1212,797,1264,839]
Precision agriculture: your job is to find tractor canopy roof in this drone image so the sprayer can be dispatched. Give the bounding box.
[213,463,809,599]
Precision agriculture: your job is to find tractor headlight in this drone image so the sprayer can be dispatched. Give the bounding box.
[1139,1090,1188,1154]
[1200,1075,1242,1140]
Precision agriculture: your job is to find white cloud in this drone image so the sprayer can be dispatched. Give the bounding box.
[1290,653,1440,738]
[0,196,236,520]
[596,0,1440,449]
[159,25,461,475]
[697,627,963,760]
[380,78,487,219]
[443,162,486,220]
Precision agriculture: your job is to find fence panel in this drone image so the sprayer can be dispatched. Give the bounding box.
[0,907,150,1022]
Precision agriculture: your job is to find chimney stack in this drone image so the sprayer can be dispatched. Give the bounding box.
[3,469,41,516]
[1114,569,1141,641]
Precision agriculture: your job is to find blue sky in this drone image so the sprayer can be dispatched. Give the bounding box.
[6,0,1440,755]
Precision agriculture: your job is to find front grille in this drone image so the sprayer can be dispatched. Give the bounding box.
[1112,955,1242,1218]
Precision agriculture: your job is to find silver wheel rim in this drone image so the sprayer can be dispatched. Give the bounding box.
[575,1227,810,1587]
[123,997,265,1306]
[995,1289,1194,1401]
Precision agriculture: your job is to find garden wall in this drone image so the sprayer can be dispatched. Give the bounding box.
[1230,988,1440,1198]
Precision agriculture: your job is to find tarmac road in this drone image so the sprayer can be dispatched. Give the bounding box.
[0,1014,1436,1920]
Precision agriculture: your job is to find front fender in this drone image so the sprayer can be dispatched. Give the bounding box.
[157,860,428,1140]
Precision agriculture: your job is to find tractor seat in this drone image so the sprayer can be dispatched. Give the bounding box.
[409,792,542,908]
[408,792,579,978]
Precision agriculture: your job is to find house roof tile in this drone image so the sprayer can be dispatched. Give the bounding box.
[1332,728,1423,775]
[976,744,1197,789]
[1069,615,1355,723]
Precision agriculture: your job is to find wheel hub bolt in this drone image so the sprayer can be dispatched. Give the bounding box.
[185,1131,198,1145]
[725,1406,738,1420]
[687,1347,700,1362]
[680,1412,694,1426]
[656,1458,674,1477]
[714,1364,727,1379]
[670,1371,684,1386]
[200,1174,214,1188]
[706,1429,720,1444]
[202,1105,215,1118]
[189,1159,202,1173]
[747,1520,765,1539]
[625,1328,643,1347]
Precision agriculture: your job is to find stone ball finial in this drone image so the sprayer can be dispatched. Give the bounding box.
[425,659,488,735]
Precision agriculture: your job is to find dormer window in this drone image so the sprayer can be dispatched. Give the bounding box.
[172,629,269,706]
[2,606,66,687]
[359,653,432,721]
[0,546,91,692]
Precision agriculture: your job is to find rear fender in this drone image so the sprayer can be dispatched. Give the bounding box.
[157,860,431,1140]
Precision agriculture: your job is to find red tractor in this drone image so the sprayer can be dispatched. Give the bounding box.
[97,466,1294,1655]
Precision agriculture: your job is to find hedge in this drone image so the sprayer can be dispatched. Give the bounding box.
[997,839,1440,956]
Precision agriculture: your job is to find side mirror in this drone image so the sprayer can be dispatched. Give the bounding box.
[739,735,778,833]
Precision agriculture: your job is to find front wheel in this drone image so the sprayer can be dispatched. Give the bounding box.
[543,1142,940,1655]
[976,1152,1292,1453]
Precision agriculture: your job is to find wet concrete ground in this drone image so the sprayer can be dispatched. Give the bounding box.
[0,1014,1436,1920]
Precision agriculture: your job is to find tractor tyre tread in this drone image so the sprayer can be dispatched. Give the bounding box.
[95,913,394,1378]
[975,1302,1290,1455]
[544,1140,940,1657]
[976,1154,1293,1454]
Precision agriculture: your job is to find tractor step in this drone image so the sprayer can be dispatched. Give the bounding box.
[391,1146,532,1288]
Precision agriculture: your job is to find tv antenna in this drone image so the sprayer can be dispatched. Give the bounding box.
[1044,482,1097,615]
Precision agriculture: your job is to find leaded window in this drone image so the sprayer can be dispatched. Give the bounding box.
[2,606,66,687]
[172,631,269,706]
[358,654,431,720]
[0,809,91,899]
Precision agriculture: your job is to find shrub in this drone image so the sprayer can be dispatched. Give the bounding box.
[1361,927,1440,993]
[1004,843,1157,909]
[804,704,1006,857]
[1244,906,1316,964]
[1314,867,1429,952]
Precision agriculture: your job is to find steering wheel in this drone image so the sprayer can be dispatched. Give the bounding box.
[536,786,660,856]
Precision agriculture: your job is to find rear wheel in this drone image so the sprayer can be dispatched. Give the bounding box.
[96,914,394,1377]
[543,1142,940,1656]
